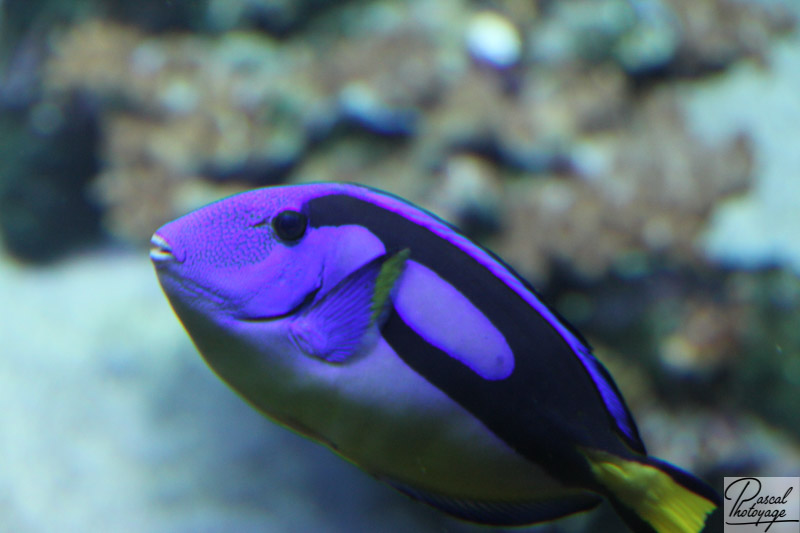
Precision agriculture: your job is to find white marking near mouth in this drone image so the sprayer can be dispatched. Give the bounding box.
[149,234,174,262]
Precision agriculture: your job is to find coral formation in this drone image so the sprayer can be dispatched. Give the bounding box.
[36,0,772,257]
[490,88,752,282]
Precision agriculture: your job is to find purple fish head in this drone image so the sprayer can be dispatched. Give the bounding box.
[149,184,388,391]
[150,188,324,324]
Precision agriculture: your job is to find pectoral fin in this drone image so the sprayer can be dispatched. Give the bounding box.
[290,249,409,362]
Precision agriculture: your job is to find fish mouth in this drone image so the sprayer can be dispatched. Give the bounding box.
[150,233,178,263]
[240,284,321,322]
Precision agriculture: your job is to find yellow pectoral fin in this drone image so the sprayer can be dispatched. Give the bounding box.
[582,449,717,533]
[371,248,409,323]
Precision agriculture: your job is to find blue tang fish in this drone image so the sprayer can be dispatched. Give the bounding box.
[150,183,720,532]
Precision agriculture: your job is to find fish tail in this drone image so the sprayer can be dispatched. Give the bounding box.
[582,448,720,533]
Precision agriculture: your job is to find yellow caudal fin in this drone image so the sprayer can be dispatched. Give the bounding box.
[582,449,719,533]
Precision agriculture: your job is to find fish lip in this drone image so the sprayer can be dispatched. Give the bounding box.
[150,233,181,263]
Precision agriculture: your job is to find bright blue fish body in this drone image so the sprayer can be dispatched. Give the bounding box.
[151,183,720,532]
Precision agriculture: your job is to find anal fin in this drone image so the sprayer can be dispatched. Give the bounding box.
[386,479,601,527]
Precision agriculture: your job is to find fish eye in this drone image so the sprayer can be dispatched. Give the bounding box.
[272,210,308,242]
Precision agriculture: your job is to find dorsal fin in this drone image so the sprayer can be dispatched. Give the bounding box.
[572,344,646,454]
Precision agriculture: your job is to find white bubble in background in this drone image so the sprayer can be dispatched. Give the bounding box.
[465,11,522,69]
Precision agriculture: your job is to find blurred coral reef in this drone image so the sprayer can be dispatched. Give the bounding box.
[30,0,784,264]
[1,1,799,532]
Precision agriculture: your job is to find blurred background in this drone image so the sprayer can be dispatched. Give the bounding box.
[1,0,799,531]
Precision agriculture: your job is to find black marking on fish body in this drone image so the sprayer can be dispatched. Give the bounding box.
[307,190,645,476]
[382,311,593,486]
